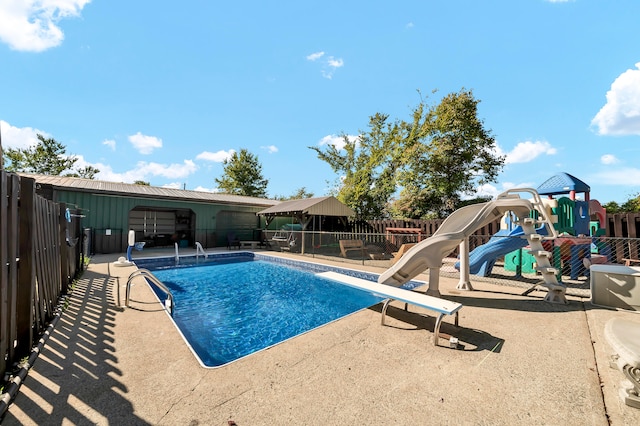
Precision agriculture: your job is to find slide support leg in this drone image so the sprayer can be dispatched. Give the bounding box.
[426,267,441,297]
[456,238,474,291]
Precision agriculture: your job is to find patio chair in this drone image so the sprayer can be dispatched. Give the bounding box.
[227,232,241,249]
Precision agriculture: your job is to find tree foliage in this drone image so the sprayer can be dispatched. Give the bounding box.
[310,113,404,218]
[4,134,77,175]
[310,89,505,219]
[66,165,100,179]
[215,148,269,197]
[603,194,640,213]
[275,187,315,200]
[394,90,504,218]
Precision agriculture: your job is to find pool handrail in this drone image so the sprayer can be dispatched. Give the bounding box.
[126,268,175,316]
[195,241,206,259]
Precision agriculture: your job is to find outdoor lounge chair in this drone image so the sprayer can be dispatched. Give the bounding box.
[391,243,416,264]
[227,232,241,249]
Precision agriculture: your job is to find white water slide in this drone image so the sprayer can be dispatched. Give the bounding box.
[378,189,566,303]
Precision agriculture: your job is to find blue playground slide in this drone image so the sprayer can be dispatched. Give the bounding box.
[457,225,547,276]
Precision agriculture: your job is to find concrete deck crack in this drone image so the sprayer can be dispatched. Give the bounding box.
[582,300,612,425]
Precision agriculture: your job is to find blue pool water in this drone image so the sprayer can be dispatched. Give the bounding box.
[136,255,386,367]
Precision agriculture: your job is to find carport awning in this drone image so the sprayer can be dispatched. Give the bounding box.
[256,196,355,218]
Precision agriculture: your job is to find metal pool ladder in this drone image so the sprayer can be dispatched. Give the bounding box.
[126,269,175,316]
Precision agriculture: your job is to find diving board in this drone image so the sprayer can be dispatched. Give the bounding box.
[317,271,462,347]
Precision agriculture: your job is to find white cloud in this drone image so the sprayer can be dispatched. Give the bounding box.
[496,140,557,164]
[327,57,344,68]
[600,154,619,165]
[193,186,219,193]
[473,181,533,199]
[591,63,640,136]
[91,159,197,183]
[0,0,91,52]
[161,182,182,189]
[472,184,500,199]
[322,56,344,79]
[306,51,325,61]
[196,149,235,162]
[318,134,359,151]
[136,160,197,179]
[261,145,278,154]
[307,51,344,79]
[103,139,116,150]
[128,132,162,154]
[590,168,640,186]
[0,120,48,149]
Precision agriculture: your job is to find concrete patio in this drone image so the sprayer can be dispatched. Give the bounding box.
[3,250,640,425]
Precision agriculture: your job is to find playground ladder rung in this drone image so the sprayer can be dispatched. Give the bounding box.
[527,234,543,242]
[529,250,551,258]
[516,220,547,228]
[536,266,558,274]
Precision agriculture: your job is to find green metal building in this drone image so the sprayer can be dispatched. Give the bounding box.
[24,174,279,254]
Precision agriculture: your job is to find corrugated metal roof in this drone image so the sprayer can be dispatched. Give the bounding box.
[257,196,355,217]
[20,173,280,207]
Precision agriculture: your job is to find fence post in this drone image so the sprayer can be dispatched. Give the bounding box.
[6,175,20,362]
[16,177,36,356]
[0,171,7,374]
[59,203,69,294]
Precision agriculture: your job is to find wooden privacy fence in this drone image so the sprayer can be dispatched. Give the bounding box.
[606,213,640,238]
[0,171,83,383]
[356,213,640,240]
[352,217,502,254]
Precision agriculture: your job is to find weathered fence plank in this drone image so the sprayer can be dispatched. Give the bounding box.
[0,171,8,374]
[1,172,82,382]
[16,177,35,356]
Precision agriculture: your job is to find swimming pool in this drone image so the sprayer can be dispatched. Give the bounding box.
[134,253,420,367]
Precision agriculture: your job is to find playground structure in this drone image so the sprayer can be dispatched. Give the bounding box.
[379,188,568,304]
[459,173,608,282]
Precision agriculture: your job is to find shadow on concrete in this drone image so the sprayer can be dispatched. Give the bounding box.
[3,269,150,425]
[368,304,505,353]
[445,289,587,313]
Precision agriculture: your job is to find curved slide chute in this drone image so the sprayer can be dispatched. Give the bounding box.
[378,194,533,295]
[460,224,548,276]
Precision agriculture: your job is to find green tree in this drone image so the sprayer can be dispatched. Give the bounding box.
[311,89,504,219]
[215,148,269,197]
[275,187,315,200]
[395,89,504,218]
[134,180,151,186]
[603,201,619,214]
[309,113,404,218]
[621,194,640,212]
[3,134,78,175]
[604,193,640,213]
[66,165,100,179]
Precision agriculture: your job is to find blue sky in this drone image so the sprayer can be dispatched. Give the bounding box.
[1,0,639,204]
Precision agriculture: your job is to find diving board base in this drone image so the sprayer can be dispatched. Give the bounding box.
[317,271,462,347]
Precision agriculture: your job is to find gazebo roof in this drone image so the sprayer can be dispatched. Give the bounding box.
[537,172,590,196]
[257,196,355,218]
